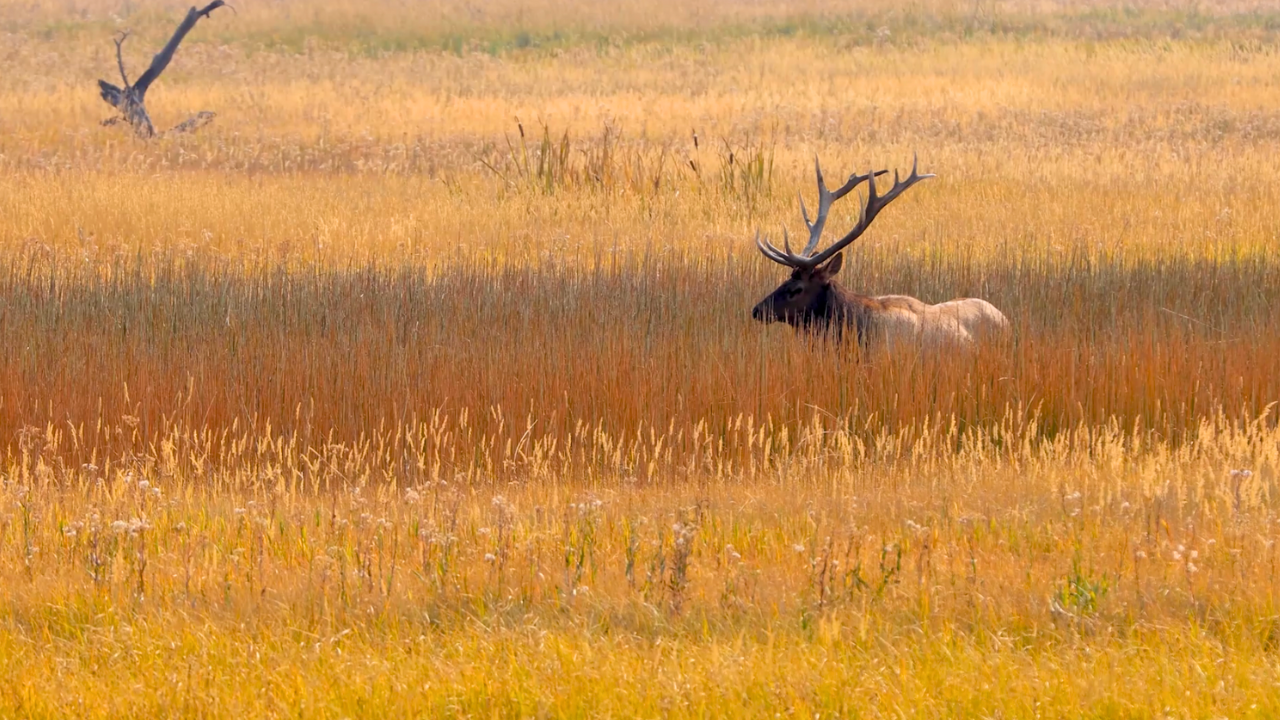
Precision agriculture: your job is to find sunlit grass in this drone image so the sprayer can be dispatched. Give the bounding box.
[3,0,1280,715]
[4,415,1280,716]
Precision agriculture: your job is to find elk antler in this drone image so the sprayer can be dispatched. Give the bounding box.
[757,155,933,270]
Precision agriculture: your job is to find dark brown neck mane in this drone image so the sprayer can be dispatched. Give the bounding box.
[794,282,877,344]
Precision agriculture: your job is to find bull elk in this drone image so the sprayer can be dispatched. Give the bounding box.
[751,157,1008,349]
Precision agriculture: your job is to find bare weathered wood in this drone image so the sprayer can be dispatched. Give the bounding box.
[114,31,131,87]
[168,111,217,134]
[97,2,229,138]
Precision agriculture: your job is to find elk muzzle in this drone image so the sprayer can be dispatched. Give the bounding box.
[750,298,771,323]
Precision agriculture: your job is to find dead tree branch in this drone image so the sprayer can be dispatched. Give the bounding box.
[97,2,230,138]
[113,31,131,87]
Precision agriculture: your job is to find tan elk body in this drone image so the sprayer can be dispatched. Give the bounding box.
[751,158,1008,350]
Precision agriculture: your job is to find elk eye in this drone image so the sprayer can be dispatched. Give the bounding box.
[785,286,802,297]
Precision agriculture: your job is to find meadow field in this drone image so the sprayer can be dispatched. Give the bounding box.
[3,0,1280,716]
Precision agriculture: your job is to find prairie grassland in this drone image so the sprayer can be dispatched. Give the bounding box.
[4,418,1280,716]
[3,0,1280,716]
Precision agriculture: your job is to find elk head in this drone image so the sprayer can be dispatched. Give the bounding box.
[750,254,847,327]
[751,156,934,332]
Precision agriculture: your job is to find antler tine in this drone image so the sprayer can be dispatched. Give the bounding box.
[795,155,935,269]
[799,156,835,258]
[755,230,799,268]
[754,157,930,270]
[798,156,826,234]
[830,168,889,202]
[906,152,934,183]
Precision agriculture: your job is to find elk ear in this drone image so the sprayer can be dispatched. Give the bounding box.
[819,253,843,278]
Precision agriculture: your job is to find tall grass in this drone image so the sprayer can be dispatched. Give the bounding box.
[3,0,1280,715]
[2,248,1279,460]
[3,414,1280,715]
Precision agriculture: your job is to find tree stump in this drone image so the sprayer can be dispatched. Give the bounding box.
[98,2,230,139]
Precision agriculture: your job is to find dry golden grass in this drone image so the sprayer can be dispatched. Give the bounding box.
[3,0,1280,716]
[5,418,1280,716]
